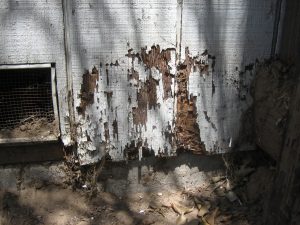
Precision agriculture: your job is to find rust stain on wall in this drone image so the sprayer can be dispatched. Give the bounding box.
[77,66,99,116]
[141,45,175,99]
[176,48,205,153]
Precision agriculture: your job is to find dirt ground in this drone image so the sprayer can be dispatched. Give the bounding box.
[0,118,59,141]
[0,154,274,225]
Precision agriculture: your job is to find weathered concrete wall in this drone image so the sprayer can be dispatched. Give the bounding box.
[0,1,71,145]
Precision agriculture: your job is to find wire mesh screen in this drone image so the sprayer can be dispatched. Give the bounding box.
[0,68,55,130]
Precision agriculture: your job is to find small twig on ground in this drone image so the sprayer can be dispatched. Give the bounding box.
[20,115,35,124]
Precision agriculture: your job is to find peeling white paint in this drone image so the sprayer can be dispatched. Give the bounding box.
[72,0,277,163]
[69,0,177,164]
[183,0,276,152]
[75,51,177,163]
[0,0,280,164]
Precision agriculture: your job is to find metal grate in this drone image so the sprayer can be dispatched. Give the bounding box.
[0,68,55,130]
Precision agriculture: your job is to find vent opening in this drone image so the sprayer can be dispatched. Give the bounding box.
[0,65,59,143]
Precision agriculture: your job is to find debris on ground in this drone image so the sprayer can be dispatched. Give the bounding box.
[0,151,274,225]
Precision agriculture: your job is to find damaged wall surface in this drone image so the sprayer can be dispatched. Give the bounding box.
[181,0,277,153]
[68,0,178,164]
[0,0,282,164]
[67,0,280,164]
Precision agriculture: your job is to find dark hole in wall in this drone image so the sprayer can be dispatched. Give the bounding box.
[0,68,54,129]
[0,67,58,140]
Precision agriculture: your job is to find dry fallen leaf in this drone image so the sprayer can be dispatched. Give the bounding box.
[194,196,202,204]
[196,203,202,210]
[199,217,210,225]
[176,214,187,225]
[197,200,211,217]
[171,202,194,215]
[205,207,219,225]
[172,203,182,215]
[198,205,209,217]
